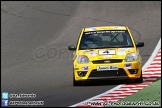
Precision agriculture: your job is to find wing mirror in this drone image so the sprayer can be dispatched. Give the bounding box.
[136,42,144,47]
[68,45,76,50]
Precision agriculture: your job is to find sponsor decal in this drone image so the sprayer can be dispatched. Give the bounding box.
[83,50,90,53]
[97,66,118,71]
[120,48,126,51]
[124,64,132,69]
[83,50,94,54]
[82,66,89,71]
[120,48,130,51]
[117,51,126,55]
[89,52,97,56]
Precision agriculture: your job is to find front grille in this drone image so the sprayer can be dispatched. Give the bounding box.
[92,59,123,64]
[88,68,127,77]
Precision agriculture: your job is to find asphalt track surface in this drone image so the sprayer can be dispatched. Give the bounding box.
[1,1,161,107]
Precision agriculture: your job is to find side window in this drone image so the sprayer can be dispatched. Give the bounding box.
[122,32,133,45]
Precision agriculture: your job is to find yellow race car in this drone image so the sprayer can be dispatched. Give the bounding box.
[68,26,144,86]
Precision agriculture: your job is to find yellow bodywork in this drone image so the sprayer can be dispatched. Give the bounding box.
[72,26,142,81]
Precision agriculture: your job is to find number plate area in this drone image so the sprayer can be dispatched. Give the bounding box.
[97,65,118,71]
[99,50,116,55]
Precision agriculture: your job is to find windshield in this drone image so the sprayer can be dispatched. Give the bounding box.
[79,30,134,50]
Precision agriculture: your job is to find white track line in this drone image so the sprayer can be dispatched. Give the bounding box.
[142,38,161,71]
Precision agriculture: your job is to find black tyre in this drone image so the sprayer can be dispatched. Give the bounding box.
[134,71,143,83]
[73,75,82,86]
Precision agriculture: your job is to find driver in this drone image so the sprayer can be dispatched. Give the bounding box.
[80,34,94,48]
[85,37,95,45]
[80,34,102,48]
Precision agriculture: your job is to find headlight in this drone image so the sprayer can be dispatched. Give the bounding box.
[125,53,137,62]
[78,55,90,63]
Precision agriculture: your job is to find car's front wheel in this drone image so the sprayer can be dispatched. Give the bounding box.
[73,75,82,86]
[134,71,143,83]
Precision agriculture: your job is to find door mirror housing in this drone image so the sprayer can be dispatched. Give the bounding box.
[136,42,144,47]
[68,45,76,50]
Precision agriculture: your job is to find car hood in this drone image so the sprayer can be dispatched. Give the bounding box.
[77,48,136,61]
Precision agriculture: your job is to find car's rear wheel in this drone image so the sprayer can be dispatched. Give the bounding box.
[134,71,143,83]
